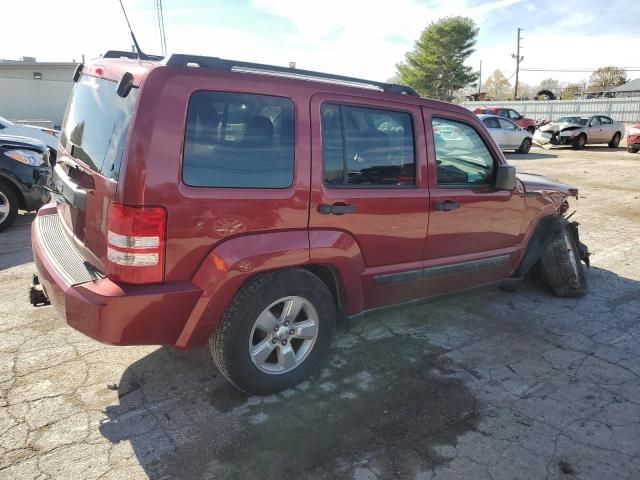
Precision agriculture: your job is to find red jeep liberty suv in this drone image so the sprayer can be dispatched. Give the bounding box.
[30,52,589,394]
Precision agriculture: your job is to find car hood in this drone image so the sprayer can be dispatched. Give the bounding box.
[517,172,578,197]
[538,122,584,133]
[0,134,48,152]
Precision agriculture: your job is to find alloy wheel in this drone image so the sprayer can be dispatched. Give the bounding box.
[0,191,10,225]
[249,296,319,374]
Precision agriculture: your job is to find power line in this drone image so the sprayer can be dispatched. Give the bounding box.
[522,68,640,72]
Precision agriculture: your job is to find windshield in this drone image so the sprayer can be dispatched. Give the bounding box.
[60,75,137,179]
[558,116,587,126]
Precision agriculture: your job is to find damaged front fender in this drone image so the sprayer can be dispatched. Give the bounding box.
[567,221,591,268]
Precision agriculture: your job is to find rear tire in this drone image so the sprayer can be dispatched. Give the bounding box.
[572,133,586,150]
[608,132,621,148]
[539,225,587,297]
[0,182,19,232]
[210,268,336,395]
[517,137,532,154]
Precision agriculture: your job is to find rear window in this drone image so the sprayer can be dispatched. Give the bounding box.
[61,75,137,179]
[182,92,294,188]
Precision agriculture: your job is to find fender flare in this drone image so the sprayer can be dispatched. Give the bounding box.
[513,214,566,278]
[174,229,367,348]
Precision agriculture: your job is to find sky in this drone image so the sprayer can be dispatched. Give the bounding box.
[3,0,640,89]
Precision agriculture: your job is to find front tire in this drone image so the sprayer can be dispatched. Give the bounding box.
[517,137,532,154]
[572,133,586,150]
[0,182,19,232]
[210,268,336,395]
[628,146,639,154]
[539,225,587,297]
[609,132,621,148]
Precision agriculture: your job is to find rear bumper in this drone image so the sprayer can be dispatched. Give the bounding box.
[32,206,202,346]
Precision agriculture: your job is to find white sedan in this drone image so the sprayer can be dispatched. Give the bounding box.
[0,115,59,159]
[478,114,533,153]
[533,115,624,149]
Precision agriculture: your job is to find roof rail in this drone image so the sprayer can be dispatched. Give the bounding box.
[103,50,164,61]
[162,53,418,96]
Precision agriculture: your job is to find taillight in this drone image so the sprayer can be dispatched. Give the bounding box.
[106,203,166,284]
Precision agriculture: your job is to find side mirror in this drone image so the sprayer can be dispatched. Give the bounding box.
[495,164,516,191]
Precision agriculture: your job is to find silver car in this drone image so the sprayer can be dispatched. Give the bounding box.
[478,114,533,153]
[533,115,624,149]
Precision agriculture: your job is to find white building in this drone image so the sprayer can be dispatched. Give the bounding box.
[0,57,76,128]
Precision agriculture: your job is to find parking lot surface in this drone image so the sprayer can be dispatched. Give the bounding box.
[1,145,639,480]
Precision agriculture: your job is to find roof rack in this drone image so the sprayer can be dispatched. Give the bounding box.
[103,50,164,61]
[162,53,418,96]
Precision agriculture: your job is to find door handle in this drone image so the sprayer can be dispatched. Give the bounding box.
[433,200,460,211]
[318,203,357,215]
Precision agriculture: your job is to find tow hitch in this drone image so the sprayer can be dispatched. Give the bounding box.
[30,275,50,306]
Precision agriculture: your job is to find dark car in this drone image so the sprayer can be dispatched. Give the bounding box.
[31,51,589,395]
[0,135,51,231]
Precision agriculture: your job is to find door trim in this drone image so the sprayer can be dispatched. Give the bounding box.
[373,253,510,285]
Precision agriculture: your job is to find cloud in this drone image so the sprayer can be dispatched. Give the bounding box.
[2,0,638,89]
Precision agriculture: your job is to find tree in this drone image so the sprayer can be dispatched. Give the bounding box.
[396,16,479,101]
[516,82,535,100]
[560,84,582,100]
[483,70,511,100]
[588,66,627,91]
[537,78,561,94]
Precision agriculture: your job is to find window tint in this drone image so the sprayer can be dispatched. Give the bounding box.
[497,110,509,118]
[183,92,294,188]
[600,116,612,124]
[321,103,415,186]
[483,117,500,129]
[432,118,496,186]
[508,110,521,120]
[61,75,137,179]
[498,118,517,130]
[589,117,601,126]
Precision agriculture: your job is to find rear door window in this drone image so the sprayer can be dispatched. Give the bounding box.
[60,75,138,179]
[183,92,294,188]
[483,117,500,129]
[321,103,415,186]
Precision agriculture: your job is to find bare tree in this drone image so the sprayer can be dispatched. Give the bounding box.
[483,70,511,100]
[588,66,627,91]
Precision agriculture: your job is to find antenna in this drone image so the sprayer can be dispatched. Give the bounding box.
[117,0,150,60]
[155,0,167,56]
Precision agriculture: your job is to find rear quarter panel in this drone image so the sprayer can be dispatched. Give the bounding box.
[119,67,314,282]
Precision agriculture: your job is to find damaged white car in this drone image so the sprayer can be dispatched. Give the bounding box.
[533,115,624,149]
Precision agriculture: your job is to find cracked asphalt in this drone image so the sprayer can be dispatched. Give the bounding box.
[1,145,639,479]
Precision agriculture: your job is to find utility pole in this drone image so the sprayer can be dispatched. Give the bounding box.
[478,60,482,96]
[511,28,524,99]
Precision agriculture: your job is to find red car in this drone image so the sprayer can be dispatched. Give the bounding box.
[472,107,536,133]
[30,51,589,394]
[627,124,640,153]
